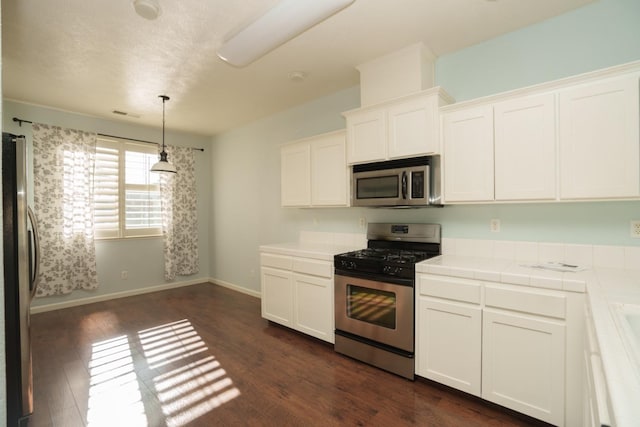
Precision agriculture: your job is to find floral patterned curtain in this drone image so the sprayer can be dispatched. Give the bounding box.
[159,146,199,280]
[32,123,99,296]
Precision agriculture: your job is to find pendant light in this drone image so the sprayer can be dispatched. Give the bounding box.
[150,95,177,174]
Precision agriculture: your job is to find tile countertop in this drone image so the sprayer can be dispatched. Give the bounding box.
[417,254,640,427]
[589,268,640,427]
[260,231,367,261]
[259,241,362,261]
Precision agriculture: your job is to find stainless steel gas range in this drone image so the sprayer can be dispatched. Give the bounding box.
[333,223,441,380]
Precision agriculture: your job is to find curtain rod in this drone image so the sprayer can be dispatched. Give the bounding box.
[12,117,205,152]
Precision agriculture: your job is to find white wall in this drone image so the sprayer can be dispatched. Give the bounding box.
[2,101,212,308]
[209,86,361,294]
[209,0,640,295]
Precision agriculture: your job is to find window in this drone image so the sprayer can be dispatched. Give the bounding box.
[94,137,162,239]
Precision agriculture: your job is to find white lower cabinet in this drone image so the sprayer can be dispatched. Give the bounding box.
[416,275,482,396]
[261,266,294,327]
[482,309,565,426]
[293,273,333,342]
[416,273,583,427]
[416,297,482,395]
[260,252,334,343]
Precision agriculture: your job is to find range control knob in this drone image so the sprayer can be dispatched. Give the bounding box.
[383,265,401,275]
[340,260,356,270]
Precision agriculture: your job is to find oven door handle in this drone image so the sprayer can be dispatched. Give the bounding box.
[401,171,408,200]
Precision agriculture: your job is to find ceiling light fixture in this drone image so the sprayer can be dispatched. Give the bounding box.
[133,0,161,20]
[217,0,355,67]
[150,95,177,174]
[288,71,308,83]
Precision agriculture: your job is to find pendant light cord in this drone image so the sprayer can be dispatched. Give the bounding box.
[160,94,169,153]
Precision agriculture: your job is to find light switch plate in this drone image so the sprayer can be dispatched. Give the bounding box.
[631,220,640,238]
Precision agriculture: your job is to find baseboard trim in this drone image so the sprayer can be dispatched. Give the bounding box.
[30,278,204,314]
[208,277,261,299]
[30,278,262,314]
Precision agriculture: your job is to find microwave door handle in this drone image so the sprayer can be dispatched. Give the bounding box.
[401,171,408,200]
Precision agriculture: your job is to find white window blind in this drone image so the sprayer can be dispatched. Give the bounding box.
[94,137,162,239]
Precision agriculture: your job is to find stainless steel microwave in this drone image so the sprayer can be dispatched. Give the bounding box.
[351,156,442,207]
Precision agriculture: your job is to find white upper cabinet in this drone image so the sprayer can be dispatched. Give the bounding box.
[494,93,557,201]
[346,108,387,164]
[344,88,452,165]
[441,63,640,204]
[442,104,495,202]
[387,94,441,158]
[559,76,640,199]
[311,132,348,206]
[281,130,348,207]
[281,142,311,206]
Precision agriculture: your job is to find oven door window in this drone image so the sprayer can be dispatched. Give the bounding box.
[356,175,399,199]
[346,284,396,329]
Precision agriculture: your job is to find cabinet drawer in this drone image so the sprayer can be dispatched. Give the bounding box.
[260,253,293,270]
[485,285,566,319]
[293,257,332,278]
[418,275,481,304]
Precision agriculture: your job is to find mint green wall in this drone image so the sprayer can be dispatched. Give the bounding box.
[210,0,640,294]
[436,0,640,101]
[2,100,212,307]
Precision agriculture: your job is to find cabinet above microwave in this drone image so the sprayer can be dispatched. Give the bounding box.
[342,88,453,165]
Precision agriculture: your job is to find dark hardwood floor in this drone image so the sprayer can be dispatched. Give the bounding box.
[29,283,546,427]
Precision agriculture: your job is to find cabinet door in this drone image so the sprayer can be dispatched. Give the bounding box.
[387,95,439,158]
[293,273,334,343]
[494,93,557,201]
[442,105,494,202]
[261,267,294,327]
[311,132,348,206]
[281,142,311,206]
[416,297,481,396]
[346,108,386,164]
[482,309,565,426]
[559,76,640,199]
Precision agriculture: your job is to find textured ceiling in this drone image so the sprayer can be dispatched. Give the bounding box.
[2,0,594,136]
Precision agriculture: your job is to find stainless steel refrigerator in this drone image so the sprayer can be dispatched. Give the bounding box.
[3,132,40,426]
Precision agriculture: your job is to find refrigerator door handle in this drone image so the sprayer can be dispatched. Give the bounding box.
[27,206,41,299]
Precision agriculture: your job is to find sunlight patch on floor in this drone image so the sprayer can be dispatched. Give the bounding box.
[138,319,241,427]
[138,319,208,369]
[87,335,148,427]
[85,320,241,427]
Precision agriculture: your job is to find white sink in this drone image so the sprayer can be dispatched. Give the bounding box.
[612,303,640,369]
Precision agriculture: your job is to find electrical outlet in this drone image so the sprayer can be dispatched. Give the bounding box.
[631,220,640,238]
[490,219,501,233]
[121,270,128,280]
